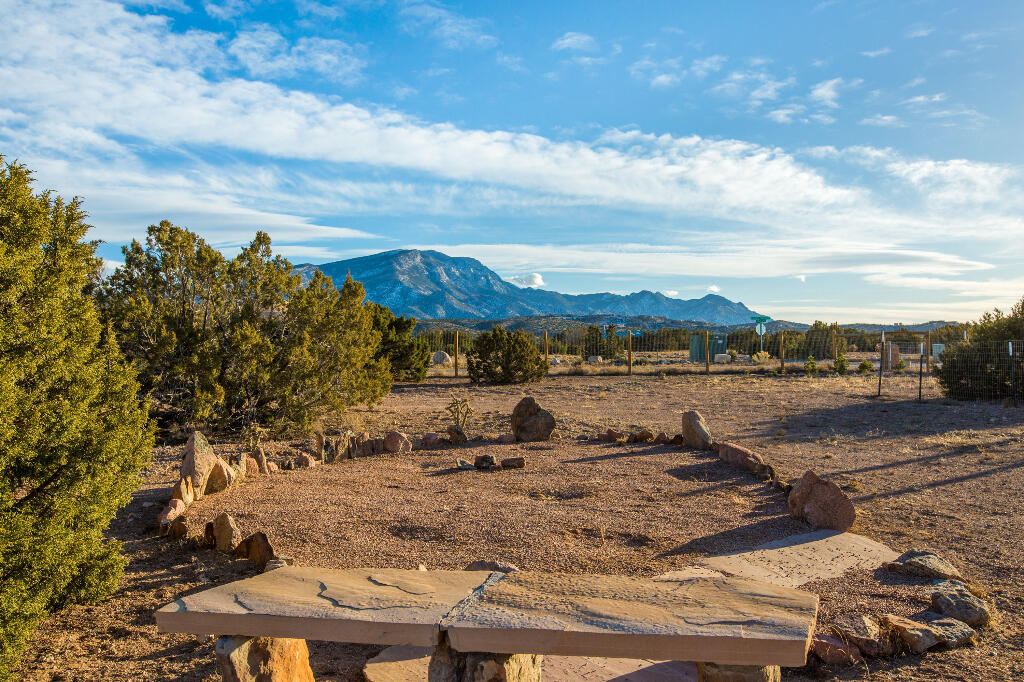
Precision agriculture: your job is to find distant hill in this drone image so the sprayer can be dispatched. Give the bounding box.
[296,249,765,325]
[837,321,959,332]
[413,315,806,335]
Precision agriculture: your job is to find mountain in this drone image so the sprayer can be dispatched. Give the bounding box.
[295,249,764,325]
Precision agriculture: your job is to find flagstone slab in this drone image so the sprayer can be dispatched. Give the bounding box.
[443,572,818,667]
[156,566,494,646]
[696,530,898,588]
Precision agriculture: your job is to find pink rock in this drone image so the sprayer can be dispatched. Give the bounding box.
[421,433,440,449]
[244,456,260,476]
[788,470,856,532]
[158,498,186,525]
[497,433,516,444]
[296,453,316,468]
[654,432,670,444]
[384,430,412,454]
[266,461,279,473]
[811,634,864,666]
[716,442,767,475]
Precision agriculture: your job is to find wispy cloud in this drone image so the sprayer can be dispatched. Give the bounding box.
[905,25,934,39]
[901,93,947,106]
[691,55,727,78]
[400,1,497,49]
[706,284,721,293]
[859,114,906,127]
[860,47,891,58]
[509,272,545,288]
[550,31,597,51]
[228,26,366,83]
[809,77,856,108]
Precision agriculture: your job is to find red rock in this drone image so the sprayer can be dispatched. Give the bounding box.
[296,453,316,468]
[266,461,279,473]
[500,457,526,469]
[605,428,625,442]
[244,456,259,476]
[158,498,186,525]
[654,432,670,444]
[511,397,555,442]
[232,531,276,567]
[635,428,655,443]
[384,430,412,454]
[716,442,767,475]
[787,470,856,532]
[811,633,863,666]
[421,433,441,449]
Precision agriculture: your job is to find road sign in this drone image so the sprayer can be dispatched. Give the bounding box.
[752,315,771,324]
[755,322,766,336]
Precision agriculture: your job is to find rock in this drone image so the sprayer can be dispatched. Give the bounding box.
[787,470,856,532]
[334,431,356,460]
[930,580,992,626]
[884,549,962,580]
[605,428,625,442]
[500,457,526,469]
[716,442,767,475]
[671,433,685,446]
[254,447,269,474]
[432,350,453,366]
[157,498,186,525]
[654,432,670,444]
[428,635,541,682]
[170,476,194,507]
[447,425,467,445]
[497,433,516,444]
[372,437,386,455]
[244,456,260,477]
[881,614,940,655]
[810,633,863,666]
[832,612,893,658]
[385,430,413,454]
[714,353,732,364]
[204,521,216,547]
[422,433,441,449]
[920,613,978,648]
[510,397,555,442]
[549,357,561,366]
[474,454,497,470]
[456,459,476,471]
[232,531,276,568]
[587,355,602,363]
[264,558,291,572]
[635,428,655,443]
[206,457,235,494]
[231,453,247,480]
[695,663,780,681]
[212,512,242,553]
[681,410,713,450]
[168,516,189,540]
[354,431,372,456]
[464,560,519,573]
[181,431,220,499]
[266,461,279,473]
[296,453,316,468]
[215,635,314,682]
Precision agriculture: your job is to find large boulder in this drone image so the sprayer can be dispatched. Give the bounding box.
[212,512,242,552]
[244,456,260,477]
[157,498,186,526]
[881,614,940,655]
[215,635,314,682]
[810,634,863,666]
[510,397,555,442]
[254,447,269,475]
[787,470,856,532]
[716,442,767,476]
[181,431,220,499]
[432,350,452,366]
[233,531,276,568]
[384,430,413,454]
[206,458,235,494]
[681,410,713,450]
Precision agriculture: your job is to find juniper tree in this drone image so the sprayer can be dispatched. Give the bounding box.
[467,325,547,384]
[0,158,153,678]
[368,302,429,382]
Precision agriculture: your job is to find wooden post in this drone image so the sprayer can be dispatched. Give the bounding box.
[627,330,633,376]
[926,329,932,372]
[454,331,459,378]
[832,328,838,363]
[544,331,549,368]
[779,330,785,374]
[705,330,710,375]
[877,330,884,397]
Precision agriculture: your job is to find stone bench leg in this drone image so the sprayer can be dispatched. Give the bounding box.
[214,635,315,682]
[428,633,542,682]
[696,662,781,682]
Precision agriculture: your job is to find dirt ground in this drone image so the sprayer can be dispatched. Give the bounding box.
[17,373,1024,681]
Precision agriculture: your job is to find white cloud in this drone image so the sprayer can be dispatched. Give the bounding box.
[550,32,597,51]
[809,77,844,108]
[228,27,366,84]
[690,55,726,78]
[629,57,686,88]
[860,47,891,58]
[509,272,545,288]
[706,284,721,293]
[496,53,526,72]
[400,1,497,49]
[902,93,946,106]
[905,25,934,39]
[767,105,805,123]
[662,289,679,297]
[902,77,926,88]
[203,0,252,20]
[711,71,795,106]
[859,114,906,127]
[795,274,806,282]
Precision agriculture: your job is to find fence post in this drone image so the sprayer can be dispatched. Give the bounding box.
[705,330,710,375]
[926,329,932,373]
[877,330,884,397]
[779,330,785,374]
[918,342,924,402]
[627,330,633,376]
[1010,341,1016,406]
[544,331,549,368]
[454,331,459,378]
[832,327,838,364]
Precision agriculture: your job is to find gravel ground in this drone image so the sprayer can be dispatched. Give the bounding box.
[17,373,1024,681]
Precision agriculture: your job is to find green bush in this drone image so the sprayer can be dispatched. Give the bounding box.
[0,158,154,677]
[857,359,875,374]
[99,222,391,431]
[467,326,547,384]
[369,303,429,382]
[893,359,908,375]
[833,351,850,375]
[803,356,819,376]
[933,296,1023,400]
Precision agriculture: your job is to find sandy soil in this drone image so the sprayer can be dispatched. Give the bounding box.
[17,373,1024,681]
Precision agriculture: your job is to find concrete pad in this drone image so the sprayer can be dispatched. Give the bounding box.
[443,572,817,667]
[697,530,898,588]
[363,646,699,682]
[156,566,494,646]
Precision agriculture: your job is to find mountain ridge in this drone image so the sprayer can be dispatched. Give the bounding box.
[295,249,763,325]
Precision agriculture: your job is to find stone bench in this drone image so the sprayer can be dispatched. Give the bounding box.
[156,566,818,681]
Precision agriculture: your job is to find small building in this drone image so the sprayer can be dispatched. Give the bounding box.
[689,333,728,363]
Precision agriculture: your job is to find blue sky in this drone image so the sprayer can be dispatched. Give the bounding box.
[1,0,1022,323]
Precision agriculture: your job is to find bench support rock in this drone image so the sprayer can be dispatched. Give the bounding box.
[696,663,780,682]
[215,635,315,682]
[429,633,542,682]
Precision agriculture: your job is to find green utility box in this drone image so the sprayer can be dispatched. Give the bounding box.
[689,333,728,363]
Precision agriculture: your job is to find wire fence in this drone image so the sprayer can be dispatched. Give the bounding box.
[416,326,1022,404]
